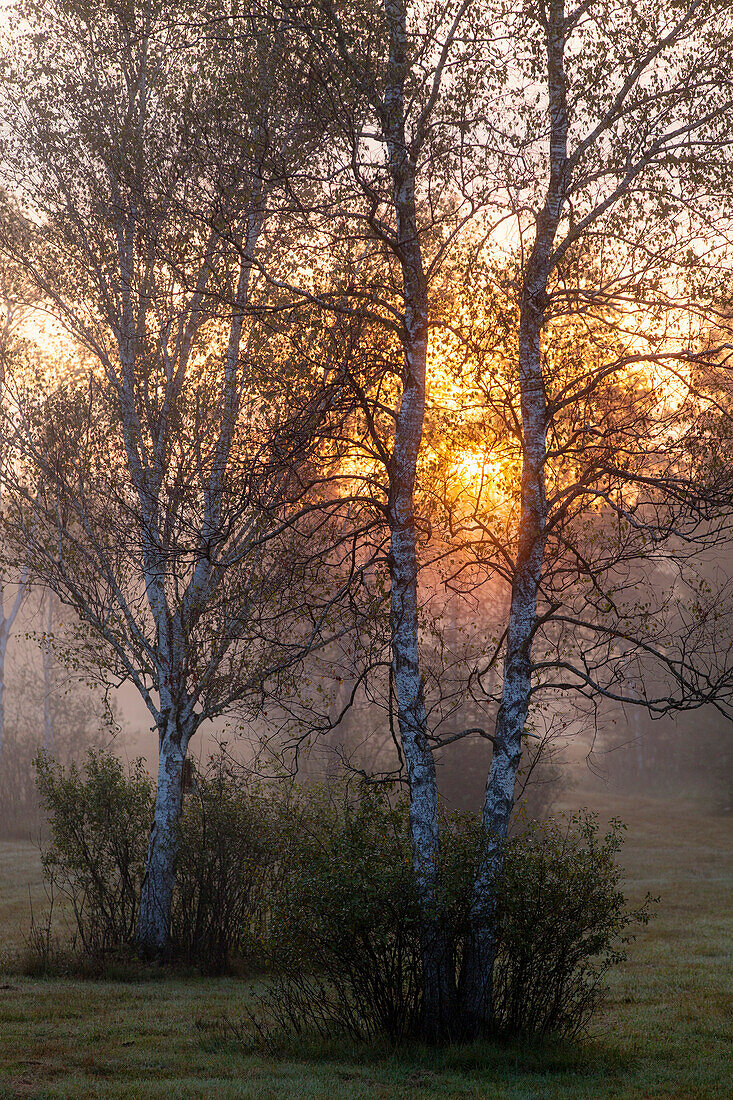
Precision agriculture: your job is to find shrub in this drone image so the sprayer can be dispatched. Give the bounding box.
[34,750,652,1044]
[34,750,154,960]
[254,794,652,1045]
[493,812,653,1039]
[34,750,286,974]
[258,782,428,1043]
[171,762,280,974]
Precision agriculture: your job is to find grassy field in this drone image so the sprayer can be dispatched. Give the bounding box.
[0,791,730,1099]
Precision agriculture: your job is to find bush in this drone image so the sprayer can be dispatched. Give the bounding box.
[254,792,652,1045]
[258,782,428,1043]
[493,812,653,1039]
[171,762,280,974]
[34,750,652,1044]
[34,750,285,974]
[34,750,154,961]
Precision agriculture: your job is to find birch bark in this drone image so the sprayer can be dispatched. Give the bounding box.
[459,0,569,1032]
[137,713,194,954]
[382,0,457,1039]
[42,591,54,754]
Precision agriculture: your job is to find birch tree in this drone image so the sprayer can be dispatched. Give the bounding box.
[278,0,733,1040]
[0,0,342,954]
[451,0,733,1032]
[267,0,488,1037]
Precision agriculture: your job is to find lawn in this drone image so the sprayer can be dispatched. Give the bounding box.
[0,791,730,1099]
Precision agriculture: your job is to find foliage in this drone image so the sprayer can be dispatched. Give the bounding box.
[493,813,655,1040]
[0,794,725,1097]
[252,787,651,1045]
[171,761,281,974]
[256,782,427,1043]
[34,750,287,973]
[34,750,154,961]
[33,750,653,1039]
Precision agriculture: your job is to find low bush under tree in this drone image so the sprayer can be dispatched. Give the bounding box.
[34,751,286,973]
[171,762,283,974]
[492,814,652,1040]
[33,750,653,1042]
[34,750,154,960]
[253,784,653,1044]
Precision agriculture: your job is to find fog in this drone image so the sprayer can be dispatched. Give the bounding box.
[2,564,730,842]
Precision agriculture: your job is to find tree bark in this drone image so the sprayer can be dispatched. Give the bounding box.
[42,592,54,754]
[459,0,568,1034]
[382,0,457,1040]
[391,451,457,1039]
[136,720,191,957]
[458,326,548,1028]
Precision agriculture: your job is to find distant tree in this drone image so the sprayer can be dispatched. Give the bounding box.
[0,265,34,777]
[41,589,55,755]
[0,619,111,838]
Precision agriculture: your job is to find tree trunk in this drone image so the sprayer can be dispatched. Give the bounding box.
[136,723,190,957]
[389,320,457,1038]
[42,592,54,754]
[458,508,546,1031]
[458,0,568,1035]
[380,0,458,1042]
[458,292,549,1031]
[0,624,7,775]
[391,515,457,1040]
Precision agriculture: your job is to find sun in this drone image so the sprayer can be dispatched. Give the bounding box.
[455,452,486,486]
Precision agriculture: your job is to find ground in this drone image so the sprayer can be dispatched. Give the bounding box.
[0,791,730,1099]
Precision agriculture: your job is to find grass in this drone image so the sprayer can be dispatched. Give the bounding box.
[0,791,730,1099]
[0,839,48,963]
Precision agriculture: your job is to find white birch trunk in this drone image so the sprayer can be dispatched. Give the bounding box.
[42,592,54,754]
[382,0,457,1039]
[128,213,263,956]
[459,0,568,1033]
[391,438,456,1036]
[136,720,191,955]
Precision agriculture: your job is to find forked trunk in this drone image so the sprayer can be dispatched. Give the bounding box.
[137,725,190,957]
